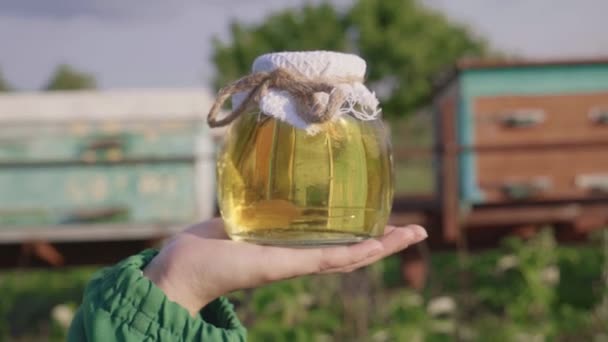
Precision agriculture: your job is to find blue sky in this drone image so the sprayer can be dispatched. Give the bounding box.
[1,0,607,90]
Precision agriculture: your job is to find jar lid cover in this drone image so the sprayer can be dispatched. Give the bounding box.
[252,51,367,80]
[232,51,380,134]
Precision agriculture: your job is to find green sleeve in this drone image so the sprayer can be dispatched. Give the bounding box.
[68,249,247,341]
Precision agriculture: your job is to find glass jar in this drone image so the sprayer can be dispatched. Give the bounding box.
[213,51,393,246]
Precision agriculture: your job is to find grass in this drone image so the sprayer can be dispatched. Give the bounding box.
[390,113,435,195]
[1,230,607,341]
[394,160,434,194]
[0,267,96,341]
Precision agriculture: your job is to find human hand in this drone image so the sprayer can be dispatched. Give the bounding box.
[144,218,427,316]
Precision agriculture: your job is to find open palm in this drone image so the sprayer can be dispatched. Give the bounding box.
[144,218,427,316]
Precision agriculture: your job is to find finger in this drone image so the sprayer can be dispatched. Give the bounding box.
[316,237,386,272]
[329,225,427,273]
[254,237,384,282]
[259,225,427,279]
[383,225,397,234]
[322,225,427,273]
[182,218,230,240]
[378,225,427,256]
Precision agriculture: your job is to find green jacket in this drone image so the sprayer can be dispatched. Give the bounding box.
[68,249,247,341]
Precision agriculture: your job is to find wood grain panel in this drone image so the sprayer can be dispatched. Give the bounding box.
[436,86,460,242]
[477,146,608,202]
[474,92,608,146]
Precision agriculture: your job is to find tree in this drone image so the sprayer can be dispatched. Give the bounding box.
[211,0,487,117]
[44,64,97,91]
[212,3,348,90]
[0,69,12,92]
[349,0,486,116]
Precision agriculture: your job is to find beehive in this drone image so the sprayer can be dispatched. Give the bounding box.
[434,59,608,205]
[0,90,215,231]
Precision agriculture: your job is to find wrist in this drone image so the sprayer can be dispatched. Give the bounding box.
[143,246,212,316]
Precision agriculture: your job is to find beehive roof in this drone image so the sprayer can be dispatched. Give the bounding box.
[0,88,214,123]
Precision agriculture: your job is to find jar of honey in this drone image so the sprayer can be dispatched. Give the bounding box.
[209,51,393,246]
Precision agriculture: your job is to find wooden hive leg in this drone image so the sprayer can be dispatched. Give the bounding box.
[400,243,429,290]
[512,224,539,239]
[21,240,65,267]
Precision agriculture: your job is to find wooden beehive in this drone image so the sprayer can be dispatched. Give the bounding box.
[434,59,608,204]
[430,58,608,242]
[0,89,215,239]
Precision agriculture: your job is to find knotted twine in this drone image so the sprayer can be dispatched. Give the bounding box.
[207,67,362,128]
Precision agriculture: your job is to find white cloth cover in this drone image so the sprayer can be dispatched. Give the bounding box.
[232,51,381,134]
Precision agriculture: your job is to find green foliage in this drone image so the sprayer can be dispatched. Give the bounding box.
[2,230,607,341]
[0,69,12,92]
[349,0,486,116]
[0,267,95,341]
[212,0,487,117]
[44,64,97,91]
[230,229,608,341]
[391,113,436,194]
[212,3,348,90]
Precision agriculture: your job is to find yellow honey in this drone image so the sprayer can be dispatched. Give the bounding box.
[217,112,393,246]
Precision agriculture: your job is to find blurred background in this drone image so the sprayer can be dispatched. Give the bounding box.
[1,0,608,340]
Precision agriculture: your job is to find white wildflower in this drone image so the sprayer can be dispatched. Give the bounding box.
[52,304,75,329]
[496,254,519,272]
[541,265,560,286]
[427,296,456,317]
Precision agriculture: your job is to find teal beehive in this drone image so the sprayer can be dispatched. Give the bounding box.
[0,90,215,234]
[433,59,608,206]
